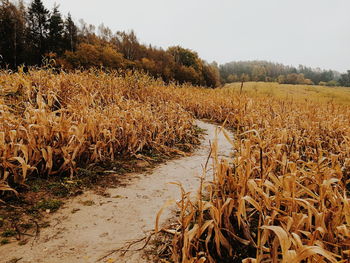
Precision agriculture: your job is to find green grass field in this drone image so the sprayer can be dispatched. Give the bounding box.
[224,82,350,104]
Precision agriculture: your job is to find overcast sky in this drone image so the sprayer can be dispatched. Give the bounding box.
[39,0,349,72]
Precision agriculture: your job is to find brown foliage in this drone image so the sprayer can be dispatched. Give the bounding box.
[0,69,200,189]
[153,87,350,262]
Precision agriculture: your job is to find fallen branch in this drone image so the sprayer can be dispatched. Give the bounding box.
[96,232,156,262]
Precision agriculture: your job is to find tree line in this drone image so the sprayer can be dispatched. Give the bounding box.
[1,0,349,88]
[220,61,350,87]
[0,0,220,87]
[0,0,77,66]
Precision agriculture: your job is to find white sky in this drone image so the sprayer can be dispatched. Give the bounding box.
[38,0,350,72]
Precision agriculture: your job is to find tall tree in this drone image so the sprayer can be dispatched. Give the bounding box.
[168,46,201,69]
[114,30,141,61]
[98,23,112,42]
[48,5,64,55]
[0,0,26,68]
[27,0,49,64]
[339,70,350,87]
[63,13,77,52]
[202,62,221,88]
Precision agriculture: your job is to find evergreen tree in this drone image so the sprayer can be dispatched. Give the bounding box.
[27,0,49,64]
[0,0,26,68]
[63,13,77,52]
[48,5,64,55]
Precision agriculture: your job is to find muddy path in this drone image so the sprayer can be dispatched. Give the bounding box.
[1,121,233,263]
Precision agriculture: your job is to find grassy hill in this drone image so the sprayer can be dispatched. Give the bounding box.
[224,81,350,104]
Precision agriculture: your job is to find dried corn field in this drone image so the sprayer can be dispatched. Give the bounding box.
[1,69,350,262]
[159,87,350,262]
[0,69,199,192]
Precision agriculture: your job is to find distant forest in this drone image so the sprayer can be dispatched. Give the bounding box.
[1,0,350,87]
[220,61,350,87]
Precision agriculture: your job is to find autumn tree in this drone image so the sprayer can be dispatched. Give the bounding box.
[113,30,142,61]
[202,62,220,88]
[168,46,201,69]
[227,74,239,83]
[252,65,267,81]
[98,23,112,42]
[167,46,221,86]
[63,42,124,69]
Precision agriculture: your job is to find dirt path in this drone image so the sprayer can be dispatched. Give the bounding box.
[1,121,233,263]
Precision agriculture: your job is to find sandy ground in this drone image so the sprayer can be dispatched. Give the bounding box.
[0,121,233,263]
